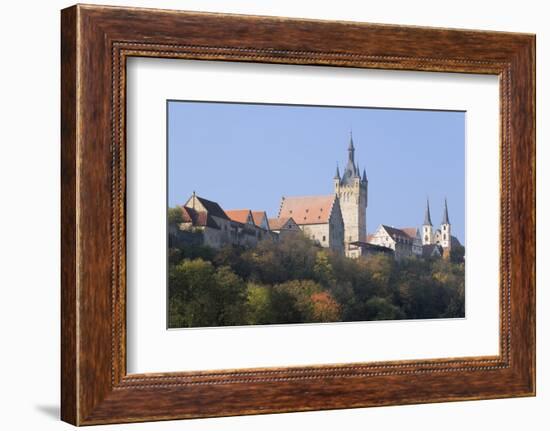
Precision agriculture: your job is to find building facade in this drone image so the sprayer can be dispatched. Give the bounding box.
[367,199,460,260]
[268,217,302,239]
[173,193,275,249]
[171,135,462,261]
[334,134,368,256]
[421,198,453,259]
[277,195,345,254]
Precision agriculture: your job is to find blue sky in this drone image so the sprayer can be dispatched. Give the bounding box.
[168,101,465,243]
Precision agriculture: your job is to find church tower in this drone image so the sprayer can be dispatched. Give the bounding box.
[334,132,368,255]
[422,198,433,245]
[440,198,452,254]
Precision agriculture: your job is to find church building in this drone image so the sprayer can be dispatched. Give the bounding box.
[421,198,455,259]
[277,195,345,254]
[277,133,367,257]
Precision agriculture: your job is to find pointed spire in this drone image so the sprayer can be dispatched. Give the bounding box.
[334,164,341,180]
[362,168,367,182]
[424,198,433,226]
[441,198,450,225]
[347,131,355,165]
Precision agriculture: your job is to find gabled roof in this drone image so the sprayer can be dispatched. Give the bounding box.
[180,206,219,229]
[193,195,229,220]
[422,244,442,258]
[350,241,394,253]
[268,217,298,231]
[225,209,254,224]
[380,225,410,241]
[278,195,337,225]
[251,211,269,229]
[400,227,420,239]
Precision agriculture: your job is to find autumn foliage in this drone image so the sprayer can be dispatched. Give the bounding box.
[168,234,465,328]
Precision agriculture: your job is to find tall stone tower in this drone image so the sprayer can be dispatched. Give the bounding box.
[422,198,433,245]
[440,198,452,253]
[334,133,368,255]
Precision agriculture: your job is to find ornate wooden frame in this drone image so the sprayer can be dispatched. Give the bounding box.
[61,4,535,425]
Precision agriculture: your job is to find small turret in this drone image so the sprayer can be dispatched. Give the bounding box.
[334,164,341,180]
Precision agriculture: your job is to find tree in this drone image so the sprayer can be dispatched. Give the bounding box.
[268,285,303,324]
[213,245,251,279]
[364,296,403,321]
[168,259,247,328]
[313,250,336,287]
[310,291,342,322]
[168,258,216,328]
[450,244,465,264]
[167,206,183,225]
[213,266,248,325]
[167,225,465,327]
[245,283,273,325]
[168,247,183,266]
[243,234,318,284]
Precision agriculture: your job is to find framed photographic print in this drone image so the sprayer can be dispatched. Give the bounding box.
[61,4,535,425]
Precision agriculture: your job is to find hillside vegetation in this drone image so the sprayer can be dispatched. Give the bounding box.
[168,235,465,328]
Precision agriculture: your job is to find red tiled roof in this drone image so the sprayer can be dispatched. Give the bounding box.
[366,234,375,243]
[225,209,253,224]
[268,217,297,230]
[400,227,419,239]
[180,206,219,229]
[251,211,268,227]
[278,195,336,225]
[381,225,409,240]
